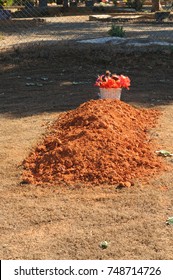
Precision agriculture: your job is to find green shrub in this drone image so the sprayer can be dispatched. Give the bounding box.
[0,0,15,6]
[6,0,15,5]
[108,25,126,38]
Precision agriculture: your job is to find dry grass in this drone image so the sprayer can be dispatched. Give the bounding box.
[0,47,173,260]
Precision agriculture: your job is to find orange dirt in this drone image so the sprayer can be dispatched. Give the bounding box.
[23,99,164,186]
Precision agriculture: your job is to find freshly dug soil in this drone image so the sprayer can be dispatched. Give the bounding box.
[23,99,163,186]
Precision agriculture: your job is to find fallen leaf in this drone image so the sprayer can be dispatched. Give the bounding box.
[26,83,35,86]
[40,77,49,81]
[72,81,90,85]
[36,83,43,87]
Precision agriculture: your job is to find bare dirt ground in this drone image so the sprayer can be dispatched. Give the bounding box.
[0,15,173,260]
[1,14,173,50]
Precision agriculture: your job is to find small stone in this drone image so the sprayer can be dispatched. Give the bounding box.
[100,241,109,249]
[116,181,131,189]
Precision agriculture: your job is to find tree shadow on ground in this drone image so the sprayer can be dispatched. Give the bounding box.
[1,18,173,42]
[0,43,173,118]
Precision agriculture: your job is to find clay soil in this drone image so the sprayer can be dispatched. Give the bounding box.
[0,44,173,260]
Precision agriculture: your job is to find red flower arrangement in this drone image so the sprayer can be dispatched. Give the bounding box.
[95,70,131,89]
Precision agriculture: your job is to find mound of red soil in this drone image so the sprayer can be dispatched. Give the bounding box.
[23,99,163,186]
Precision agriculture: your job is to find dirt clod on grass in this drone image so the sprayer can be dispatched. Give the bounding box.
[23,99,164,186]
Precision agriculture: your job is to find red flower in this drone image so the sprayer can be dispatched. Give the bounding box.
[119,75,131,90]
[95,71,131,90]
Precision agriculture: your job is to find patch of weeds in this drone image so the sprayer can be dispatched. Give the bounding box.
[108,25,126,38]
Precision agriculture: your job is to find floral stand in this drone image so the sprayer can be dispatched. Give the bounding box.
[99,88,122,100]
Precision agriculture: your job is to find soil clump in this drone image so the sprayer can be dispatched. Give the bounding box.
[23,99,163,186]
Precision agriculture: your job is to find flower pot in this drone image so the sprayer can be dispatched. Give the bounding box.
[99,88,122,100]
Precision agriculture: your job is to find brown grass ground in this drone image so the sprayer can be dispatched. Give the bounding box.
[0,45,173,260]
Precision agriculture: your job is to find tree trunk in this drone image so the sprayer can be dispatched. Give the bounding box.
[63,0,69,8]
[151,0,162,11]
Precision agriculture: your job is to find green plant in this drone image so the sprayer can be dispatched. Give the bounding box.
[6,0,14,5]
[0,0,15,6]
[108,25,126,38]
